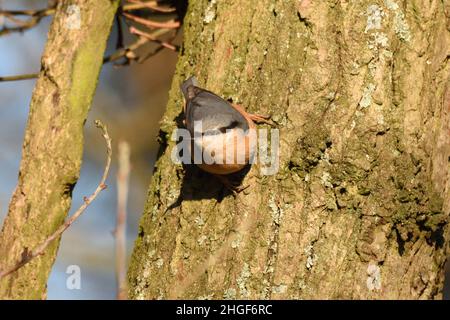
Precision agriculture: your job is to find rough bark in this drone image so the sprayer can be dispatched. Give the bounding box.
[128,0,450,299]
[0,0,119,299]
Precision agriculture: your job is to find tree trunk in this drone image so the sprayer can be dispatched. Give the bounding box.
[0,0,119,299]
[128,0,450,299]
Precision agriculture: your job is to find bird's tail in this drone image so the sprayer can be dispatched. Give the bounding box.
[180,76,199,100]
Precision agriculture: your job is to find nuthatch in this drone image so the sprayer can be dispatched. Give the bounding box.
[180,76,269,190]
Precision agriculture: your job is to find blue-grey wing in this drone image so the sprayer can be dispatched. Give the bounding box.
[186,89,249,135]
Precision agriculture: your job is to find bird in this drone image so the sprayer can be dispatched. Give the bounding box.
[180,76,270,192]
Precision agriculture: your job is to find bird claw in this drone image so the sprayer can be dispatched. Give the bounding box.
[213,174,249,195]
[248,113,274,126]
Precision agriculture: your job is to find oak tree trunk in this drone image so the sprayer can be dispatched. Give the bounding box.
[128,0,450,299]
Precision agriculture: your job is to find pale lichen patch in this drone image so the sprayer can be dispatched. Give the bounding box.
[237,263,251,298]
[155,258,164,269]
[133,248,157,300]
[384,0,399,10]
[203,0,217,24]
[368,32,389,50]
[359,84,377,109]
[65,5,81,30]
[365,5,384,33]
[304,244,317,270]
[231,236,241,249]
[384,0,411,42]
[197,293,214,300]
[151,203,159,222]
[272,284,288,294]
[366,263,382,291]
[167,186,180,204]
[321,171,333,188]
[197,235,208,246]
[392,11,411,42]
[223,288,237,299]
[194,216,205,227]
[268,194,284,225]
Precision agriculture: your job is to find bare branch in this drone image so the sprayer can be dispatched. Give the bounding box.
[115,140,130,300]
[129,26,178,52]
[103,27,172,64]
[0,2,181,82]
[1,27,175,82]
[123,0,176,13]
[122,12,180,29]
[0,8,55,17]
[0,120,113,280]
[0,73,38,81]
[0,7,55,37]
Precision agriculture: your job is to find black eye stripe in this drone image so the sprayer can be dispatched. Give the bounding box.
[218,120,239,133]
[201,121,245,136]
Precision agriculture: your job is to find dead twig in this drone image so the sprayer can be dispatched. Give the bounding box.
[0,7,55,37]
[129,26,178,51]
[0,1,181,81]
[122,12,180,29]
[0,120,113,279]
[0,73,38,81]
[1,26,175,81]
[103,27,173,65]
[123,0,176,13]
[115,141,130,300]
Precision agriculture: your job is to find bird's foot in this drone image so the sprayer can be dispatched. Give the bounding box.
[231,104,274,126]
[213,174,249,195]
[247,113,273,125]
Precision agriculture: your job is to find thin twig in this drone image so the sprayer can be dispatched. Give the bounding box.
[130,26,178,51]
[0,73,38,81]
[0,8,55,16]
[115,141,130,300]
[1,27,175,82]
[122,12,180,29]
[124,0,176,13]
[0,3,180,82]
[103,27,171,64]
[0,120,113,279]
[0,7,55,37]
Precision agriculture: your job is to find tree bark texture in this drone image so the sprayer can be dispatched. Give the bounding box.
[128,0,450,299]
[0,0,119,299]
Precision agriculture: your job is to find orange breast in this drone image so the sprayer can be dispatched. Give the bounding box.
[185,102,256,175]
[195,118,256,175]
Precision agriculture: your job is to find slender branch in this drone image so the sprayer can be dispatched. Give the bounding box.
[115,140,130,300]
[122,12,180,29]
[0,7,55,37]
[123,0,176,13]
[1,27,175,82]
[0,120,113,280]
[0,73,38,81]
[0,8,55,17]
[0,3,180,82]
[129,26,178,51]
